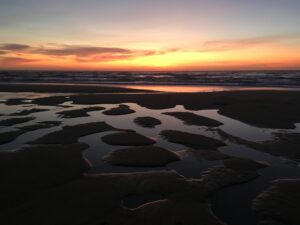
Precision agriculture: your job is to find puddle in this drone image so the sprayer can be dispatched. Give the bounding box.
[212,166,300,225]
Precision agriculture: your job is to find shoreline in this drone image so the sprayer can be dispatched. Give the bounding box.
[1,84,300,129]
[0,83,156,93]
[1,82,300,93]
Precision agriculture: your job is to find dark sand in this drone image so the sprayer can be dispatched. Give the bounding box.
[103,104,135,115]
[5,98,30,105]
[30,121,119,144]
[253,179,300,225]
[0,83,155,93]
[134,116,162,128]
[10,108,48,116]
[102,131,156,146]
[103,146,180,167]
[32,96,70,106]
[37,121,62,126]
[0,143,89,195]
[163,112,223,127]
[189,149,230,161]
[0,130,25,145]
[58,106,105,118]
[1,158,265,225]
[218,129,300,161]
[1,84,300,225]
[223,158,267,179]
[6,84,299,129]
[0,117,35,126]
[23,90,300,129]
[0,121,61,144]
[18,122,61,131]
[160,130,226,150]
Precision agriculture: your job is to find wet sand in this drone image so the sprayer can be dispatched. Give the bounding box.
[0,121,61,144]
[103,146,180,167]
[0,117,35,126]
[163,112,223,127]
[30,121,120,144]
[10,108,49,116]
[1,84,300,225]
[253,178,300,225]
[134,116,162,128]
[102,104,135,115]
[102,131,156,146]
[0,83,156,93]
[218,129,300,162]
[70,90,300,129]
[160,130,226,149]
[19,88,300,129]
[3,84,298,130]
[58,106,105,118]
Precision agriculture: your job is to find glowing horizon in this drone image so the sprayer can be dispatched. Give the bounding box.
[1,0,300,71]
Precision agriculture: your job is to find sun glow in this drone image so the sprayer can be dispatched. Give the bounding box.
[1,41,300,70]
[1,0,300,70]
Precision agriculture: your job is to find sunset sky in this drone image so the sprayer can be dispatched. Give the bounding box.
[0,0,300,70]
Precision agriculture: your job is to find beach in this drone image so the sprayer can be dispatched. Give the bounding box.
[1,83,300,225]
[2,0,300,224]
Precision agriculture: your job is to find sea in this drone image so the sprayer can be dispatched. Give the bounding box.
[1,70,300,87]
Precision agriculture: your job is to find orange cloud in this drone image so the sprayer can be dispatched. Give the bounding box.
[0,43,178,64]
[0,56,39,65]
[0,38,299,70]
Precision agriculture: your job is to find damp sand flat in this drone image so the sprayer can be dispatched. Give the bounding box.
[1,84,300,225]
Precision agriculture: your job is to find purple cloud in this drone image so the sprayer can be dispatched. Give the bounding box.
[201,34,300,52]
[33,45,132,57]
[0,43,178,63]
[0,43,31,51]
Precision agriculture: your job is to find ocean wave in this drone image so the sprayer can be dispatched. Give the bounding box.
[0,71,300,87]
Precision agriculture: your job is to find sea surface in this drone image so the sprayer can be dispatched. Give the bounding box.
[1,70,300,87]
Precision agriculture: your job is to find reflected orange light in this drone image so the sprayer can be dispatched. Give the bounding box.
[124,85,230,92]
[123,85,299,93]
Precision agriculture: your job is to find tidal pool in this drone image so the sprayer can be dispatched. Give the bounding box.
[1,92,300,225]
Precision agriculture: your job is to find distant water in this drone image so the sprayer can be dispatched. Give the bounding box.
[1,71,300,87]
